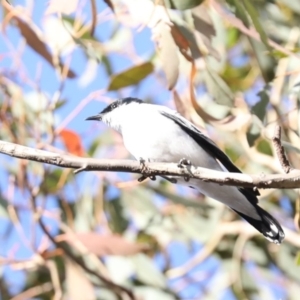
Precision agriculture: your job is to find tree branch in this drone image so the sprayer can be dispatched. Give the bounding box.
[1,139,300,189]
[272,125,293,173]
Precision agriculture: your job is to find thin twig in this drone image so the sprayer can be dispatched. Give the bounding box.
[272,126,293,173]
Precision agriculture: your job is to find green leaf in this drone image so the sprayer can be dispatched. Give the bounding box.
[277,244,300,281]
[104,197,129,234]
[252,89,269,121]
[108,62,154,91]
[231,0,250,26]
[203,67,234,107]
[54,99,67,110]
[246,116,262,147]
[256,139,273,156]
[131,254,167,288]
[161,0,204,10]
[296,251,300,266]
[242,0,271,51]
[0,193,9,218]
[40,169,65,194]
[245,241,268,265]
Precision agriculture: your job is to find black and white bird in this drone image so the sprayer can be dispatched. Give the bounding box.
[86,97,285,244]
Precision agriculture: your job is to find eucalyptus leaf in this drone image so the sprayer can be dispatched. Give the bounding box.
[203,67,234,107]
[161,0,204,10]
[252,89,269,121]
[131,254,167,288]
[108,62,154,91]
[246,116,262,147]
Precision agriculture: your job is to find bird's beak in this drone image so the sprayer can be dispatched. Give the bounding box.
[85,113,102,121]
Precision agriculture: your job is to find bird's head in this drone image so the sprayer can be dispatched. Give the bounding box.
[86,97,143,132]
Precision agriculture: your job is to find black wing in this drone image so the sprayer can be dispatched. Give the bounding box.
[161,110,260,200]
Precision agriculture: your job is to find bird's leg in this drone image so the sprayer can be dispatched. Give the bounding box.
[177,158,191,168]
[137,158,156,182]
[178,158,192,182]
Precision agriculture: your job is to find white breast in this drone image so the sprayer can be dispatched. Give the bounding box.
[119,104,219,170]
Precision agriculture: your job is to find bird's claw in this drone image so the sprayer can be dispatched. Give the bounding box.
[138,175,156,182]
[178,158,191,168]
[184,175,190,182]
[138,158,156,182]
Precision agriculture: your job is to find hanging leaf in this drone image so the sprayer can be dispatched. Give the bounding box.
[246,116,262,147]
[203,67,235,107]
[107,62,154,90]
[191,4,220,60]
[155,22,179,89]
[170,23,194,62]
[104,197,129,233]
[252,88,269,121]
[242,0,271,51]
[13,17,76,78]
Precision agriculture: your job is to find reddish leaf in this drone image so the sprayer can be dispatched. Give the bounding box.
[59,129,84,156]
[13,16,76,78]
[170,24,193,62]
[58,233,149,256]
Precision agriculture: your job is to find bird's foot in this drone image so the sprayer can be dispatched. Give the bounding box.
[138,175,156,182]
[138,158,156,182]
[178,158,192,182]
[184,175,190,182]
[178,158,192,168]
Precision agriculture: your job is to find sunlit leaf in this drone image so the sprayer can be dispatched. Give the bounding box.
[65,259,96,300]
[155,22,179,89]
[108,62,154,90]
[191,4,220,59]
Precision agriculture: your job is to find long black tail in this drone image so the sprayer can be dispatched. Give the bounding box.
[232,205,285,244]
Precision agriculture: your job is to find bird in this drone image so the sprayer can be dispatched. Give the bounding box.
[86,97,285,244]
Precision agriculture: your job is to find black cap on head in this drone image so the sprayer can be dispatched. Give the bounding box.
[85,97,143,121]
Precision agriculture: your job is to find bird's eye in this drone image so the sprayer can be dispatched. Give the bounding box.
[111,104,116,109]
